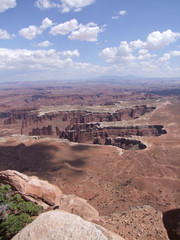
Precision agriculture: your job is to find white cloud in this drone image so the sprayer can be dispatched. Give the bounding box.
[99,29,180,77]
[0,48,106,81]
[0,28,11,39]
[0,47,180,80]
[119,10,126,15]
[60,49,80,57]
[138,49,156,60]
[99,41,134,63]
[146,30,180,50]
[49,19,78,35]
[60,0,95,13]
[158,50,180,63]
[49,19,104,41]
[36,40,52,47]
[35,0,95,12]
[35,0,60,9]
[112,16,119,20]
[19,26,38,40]
[19,17,53,40]
[0,0,16,13]
[100,30,180,65]
[40,18,53,30]
[129,39,145,49]
[68,22,104,42]
[171,50,180,56]
[0,48,71,70]
[112,10,126,19]
[130,30,180,50]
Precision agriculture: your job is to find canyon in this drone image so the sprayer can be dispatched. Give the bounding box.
[0,80,180,239]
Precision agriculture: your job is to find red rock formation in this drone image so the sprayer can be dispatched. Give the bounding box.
[0,170,102,223]
[56,126,61,136]
[0,170,62,208]
[61,123,166,142]
[4,105,155,128]
[112,137,147,150]
[29,125,53,136]
[60,123,166,149]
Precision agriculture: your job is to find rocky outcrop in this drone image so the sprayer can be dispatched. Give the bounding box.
[29,125,53,136]
[3,105,156,138]
[0,170,101,223]
[4,109,35,125]
[4,105,155,128]
[60,123,167,148]
[109,137,147,150]
[12,210,124,240]
[68,105,155,126]
[0,170,62,209]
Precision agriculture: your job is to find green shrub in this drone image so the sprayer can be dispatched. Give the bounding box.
[0,184,43,240]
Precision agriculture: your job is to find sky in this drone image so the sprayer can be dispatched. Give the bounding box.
[0,0,180,82]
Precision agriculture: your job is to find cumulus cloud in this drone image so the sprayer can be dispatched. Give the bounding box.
[130,30,180,50]
[129,39,144,49]
[40,18,54,30]
[0,0,16,13]
[146,30,180,50]
[0,48,79,69]
[0,48,105,81]
[19,17,53,40]
[100,30,180,65]
[68,22,104,42]
[99,41,135,63]
[0,28,11,39]
[137,49,156,60]
[119,10,126,15]
[112,9,126,19]
[60,49,80,57]
[112,16,119,20]
[171,50,180,56]
[99,30,180,77]
[35,0,60,9]
[49,19,104,41]
[99,29,180,77]
[19,26,38,40]
[49,19,78,35]
[158,50,180,63]
[60,0,95,12]
[0,48,72,70]
[36,40,52,47]
[35,0,95,12]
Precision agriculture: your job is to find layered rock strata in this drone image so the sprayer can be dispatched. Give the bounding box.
[4,105,156,136]
[59,123,167,149]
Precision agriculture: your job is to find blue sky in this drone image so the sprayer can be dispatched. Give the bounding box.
[0,0,180,81]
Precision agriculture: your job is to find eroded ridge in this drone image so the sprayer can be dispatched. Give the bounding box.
[2,104,167,150]
[59,123,167,150]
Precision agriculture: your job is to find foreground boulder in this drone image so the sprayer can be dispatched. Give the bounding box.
[12,210,124,240]
[0,170,62,208]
